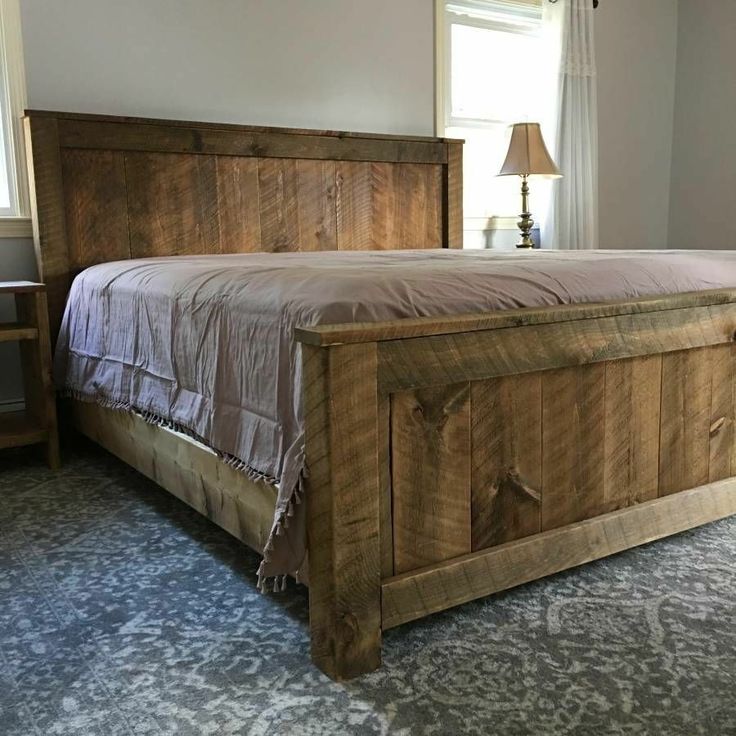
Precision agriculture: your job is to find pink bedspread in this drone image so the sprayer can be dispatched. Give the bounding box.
[54,248,736,586]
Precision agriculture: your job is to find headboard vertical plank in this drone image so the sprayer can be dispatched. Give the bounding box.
[392,163,443,248]
[125,152,220,258]
[294,159,338,252]
[24,110,463,344]
[257,158,303,252]
[215,157,262,253]
[335,162,443,250]
[61,149,131,267]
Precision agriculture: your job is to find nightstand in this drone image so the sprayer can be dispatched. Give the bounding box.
[0,281,60,468]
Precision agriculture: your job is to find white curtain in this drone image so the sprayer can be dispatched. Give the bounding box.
[540,0,599,250]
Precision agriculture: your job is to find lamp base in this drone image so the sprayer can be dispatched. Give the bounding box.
[516,211,535,248]
[516,176,535,248]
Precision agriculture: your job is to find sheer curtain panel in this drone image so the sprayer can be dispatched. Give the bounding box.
[541,0,598,250]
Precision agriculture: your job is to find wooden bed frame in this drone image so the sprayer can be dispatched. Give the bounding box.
[25,110,736,682]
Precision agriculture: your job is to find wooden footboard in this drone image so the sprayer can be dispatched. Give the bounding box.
[298,290,736,680]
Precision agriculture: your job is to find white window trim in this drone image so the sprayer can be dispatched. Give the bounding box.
[435,0,447,138]
[0,0,30,236]
[435,0,542,133]
[436,0,527,231]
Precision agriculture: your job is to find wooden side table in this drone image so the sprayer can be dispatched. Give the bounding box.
[0,281,60,468]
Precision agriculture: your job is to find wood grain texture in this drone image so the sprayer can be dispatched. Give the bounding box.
[659,345,736,495]
[659,348,712,495]
[388,341,736,571]
[335,161,442,250]
[257,158,300,252]
[377,303,736,393]
[392,163,443,249]
[126,152,220,258]
[382,477,736,630]
[709,344,736,482]
[303,343,382,680]
[215,156,262,252]
[297,289,736,346]
[391,384,471,573]
[470,374,541,549]
[72,400,278,553]
[256,158,338,252]
[542,364,606,530]
[603,356,661,508]
[32,108,455,143]
[57,117,449,164]
[60,149,131,267]
[445,140,463,248]
[295,159,338,251]
[378,394,394,578]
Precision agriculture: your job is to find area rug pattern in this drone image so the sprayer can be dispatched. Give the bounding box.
[0,444,734,735]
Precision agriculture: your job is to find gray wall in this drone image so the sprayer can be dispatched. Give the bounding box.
[668,0,736,249]
[595,0,679,249]
[20,0,435,136]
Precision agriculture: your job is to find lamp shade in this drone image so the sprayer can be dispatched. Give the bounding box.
[498,122,562,178]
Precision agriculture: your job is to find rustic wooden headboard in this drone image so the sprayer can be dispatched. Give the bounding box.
[23,110,463,341]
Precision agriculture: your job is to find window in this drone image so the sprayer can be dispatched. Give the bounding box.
[437,0,548,225]
[0,0,28,220]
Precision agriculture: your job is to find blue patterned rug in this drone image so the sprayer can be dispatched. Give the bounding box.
[1,442,734,735]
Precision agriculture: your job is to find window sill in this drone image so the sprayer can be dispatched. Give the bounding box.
[0,217,33,238]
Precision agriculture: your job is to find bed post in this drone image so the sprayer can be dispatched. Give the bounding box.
[444,139,463,249]
[302,341,382,680]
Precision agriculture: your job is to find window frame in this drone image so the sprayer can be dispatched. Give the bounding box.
[435,0,546,230]
[436,0,543,132]
[0,0,30,232]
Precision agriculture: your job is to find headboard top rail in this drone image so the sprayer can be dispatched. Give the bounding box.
[26,109,463,144]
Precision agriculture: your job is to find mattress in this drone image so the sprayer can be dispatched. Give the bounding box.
[54,248,736,586]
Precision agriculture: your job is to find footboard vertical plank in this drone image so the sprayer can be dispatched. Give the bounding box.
[542,364,606,530]
[392,383,471,573]
[471,374,542,549]
[303,342,382,681]
[659,348,712,495]
[603,356,661,509]
[378,394,394,578]
[708,344,736,482]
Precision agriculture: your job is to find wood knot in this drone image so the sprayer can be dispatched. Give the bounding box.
[710,416,727,436]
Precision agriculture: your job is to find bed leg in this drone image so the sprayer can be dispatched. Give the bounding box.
[303,342,382,681]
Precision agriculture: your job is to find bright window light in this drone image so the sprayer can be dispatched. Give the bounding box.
[0,0,28,217]
[441,0,548,219]
[450,23,544,124]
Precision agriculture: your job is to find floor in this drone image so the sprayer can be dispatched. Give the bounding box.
[1,442,734,736]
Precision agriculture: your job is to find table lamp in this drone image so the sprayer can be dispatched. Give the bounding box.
[498,123,562,248]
